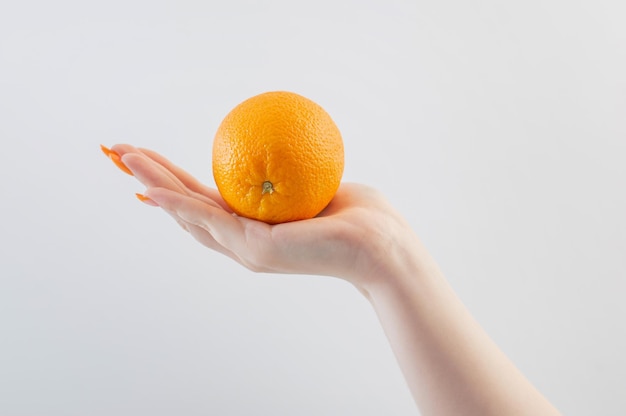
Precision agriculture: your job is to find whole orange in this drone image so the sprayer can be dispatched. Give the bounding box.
[212,91,344,224]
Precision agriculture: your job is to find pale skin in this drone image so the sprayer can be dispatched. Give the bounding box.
[105,144,561,416]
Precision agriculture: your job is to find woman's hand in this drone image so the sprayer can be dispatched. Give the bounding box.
[105,144,420,292]
[102,144,561,415]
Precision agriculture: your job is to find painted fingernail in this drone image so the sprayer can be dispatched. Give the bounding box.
[100,144,113,157]
[100,144,133,176]
[136,193,158,206]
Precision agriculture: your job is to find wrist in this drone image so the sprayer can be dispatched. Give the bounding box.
[352,226,445,303]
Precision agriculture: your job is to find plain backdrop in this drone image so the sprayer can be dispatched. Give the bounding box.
[1,0,625,415]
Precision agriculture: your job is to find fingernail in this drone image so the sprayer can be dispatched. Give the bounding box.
[100,144,133,176]
[136,193,158,206]
[100,144,113,157]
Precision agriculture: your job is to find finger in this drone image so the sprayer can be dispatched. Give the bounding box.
[138,147,228,209]
[111,143,189,194]
[121,152,188,195]
[121,151,223,212]
[145,187,247,254]
[157,203,245,265]
[114,144,232,212]
[185,222,246,266]
[110,143,143,157]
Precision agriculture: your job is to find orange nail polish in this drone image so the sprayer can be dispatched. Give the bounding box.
[136,193,158,206]
[109,153,133,175]
[101,145,133,176]
[100,144,113,157]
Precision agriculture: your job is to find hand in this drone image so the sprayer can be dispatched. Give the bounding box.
[103,144,562,415]
[106,144,419,291]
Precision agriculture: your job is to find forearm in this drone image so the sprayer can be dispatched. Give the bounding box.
[361,239,560,416]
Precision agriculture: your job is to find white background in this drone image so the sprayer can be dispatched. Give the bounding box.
[1,0,625,414]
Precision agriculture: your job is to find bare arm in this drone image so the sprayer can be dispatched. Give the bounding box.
[103,144,561,415]
[362,234,561,415]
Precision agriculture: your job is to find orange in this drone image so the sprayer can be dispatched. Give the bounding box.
[212,91,344,224]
